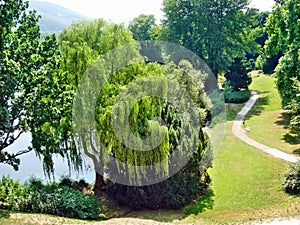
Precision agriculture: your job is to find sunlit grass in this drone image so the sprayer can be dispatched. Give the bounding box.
[182,123,300,224]
[245,73,300,155]
[181,71,300,224]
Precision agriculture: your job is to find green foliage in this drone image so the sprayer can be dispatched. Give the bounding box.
[58,19,135,86]
[93,61,210,184]
[26,186,100,219]
[108,165,211,209]
[96,61,213,209]
[0,0,81,175]
[129,14,156,41]
[0,0,41,169]
[0,177,29,211]
[286,79,300,133]
[261,52,283,74]
[59,19,139,189]
[224,90,251,103]
[283,162,300,195]
[24,177,44,191]
[225,58,252,91]
[0,177,100,220]
[162,0,261,76]
[264,0,300,132]
[58,176,73,188]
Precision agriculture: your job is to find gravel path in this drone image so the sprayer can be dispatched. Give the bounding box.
[232,91,300,163]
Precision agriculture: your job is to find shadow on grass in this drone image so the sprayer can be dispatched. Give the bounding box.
[226,103,245,121]
[275,111,300,150]
[284,133,300,145]
[0,210,10,218]
[184,190,215,215]
[245,95,270,120]
[126,190,215,222]
[292,149,300,156]
[275,111,291,129]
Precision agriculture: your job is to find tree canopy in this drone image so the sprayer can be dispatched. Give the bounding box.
[162,0,260,77]
[129,14,156,41]
[0,0,82,175]
[264,0,300,132]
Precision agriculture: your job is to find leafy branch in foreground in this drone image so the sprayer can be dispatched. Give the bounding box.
[0,0,81,176]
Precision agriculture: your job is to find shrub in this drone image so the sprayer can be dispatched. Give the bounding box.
[262,52,283,74]
[283,162,300,194]
[24,177,44,191]
[224,90,251,103]
[0,177,29,211]
[0,177,101,220]
[26,186,100,219]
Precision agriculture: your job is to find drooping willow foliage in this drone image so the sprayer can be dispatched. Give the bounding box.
[92,60,212,208]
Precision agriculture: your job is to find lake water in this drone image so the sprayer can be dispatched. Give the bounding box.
[0,132,95,184]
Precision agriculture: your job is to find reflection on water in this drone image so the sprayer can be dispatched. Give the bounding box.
[0,133,95,184]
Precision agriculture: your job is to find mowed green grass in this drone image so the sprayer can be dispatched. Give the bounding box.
[245,73,300,155]
[182,124,300,224]
[182,72,300,224]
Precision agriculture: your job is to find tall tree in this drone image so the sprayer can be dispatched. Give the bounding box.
[0,0,81,175]
[225,58,252,91]
[264,0,300,132]
[162,0,260,77]
[74,58,212,208]
[58,19,137,190]
[129,14,156,41]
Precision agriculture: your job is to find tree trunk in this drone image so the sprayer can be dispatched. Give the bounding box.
[94,171,106,195]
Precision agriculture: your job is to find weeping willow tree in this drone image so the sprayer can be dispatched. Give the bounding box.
[59,19,138,189]
[89,59,212,209]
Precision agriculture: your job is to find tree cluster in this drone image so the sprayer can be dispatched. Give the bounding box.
[264,0,300,132]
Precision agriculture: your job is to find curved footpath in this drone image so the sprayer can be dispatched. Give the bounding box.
[232,91,300,163]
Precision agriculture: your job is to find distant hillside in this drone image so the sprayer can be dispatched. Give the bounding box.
[29,0,87,34]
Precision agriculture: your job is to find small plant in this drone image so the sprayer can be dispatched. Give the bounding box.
[283,162,300,194]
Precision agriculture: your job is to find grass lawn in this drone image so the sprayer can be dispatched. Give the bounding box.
[245,72,300,155]
[181,123,300,224]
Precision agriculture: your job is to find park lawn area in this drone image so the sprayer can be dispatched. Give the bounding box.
[181,122,300,224]
[1,72,300,225]
[244,73,300,155]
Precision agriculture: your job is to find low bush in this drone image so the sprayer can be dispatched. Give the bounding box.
[283,162,300,194]
[0,177,100,220]
[26,186,100,219]
[0,177,29,211]
[224,90,251,103]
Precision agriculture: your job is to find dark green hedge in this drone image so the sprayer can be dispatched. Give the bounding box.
[224,90,251,103]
